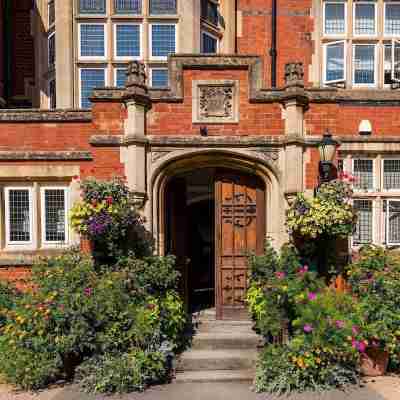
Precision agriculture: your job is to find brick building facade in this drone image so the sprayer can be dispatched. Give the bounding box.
[1,0,400,316]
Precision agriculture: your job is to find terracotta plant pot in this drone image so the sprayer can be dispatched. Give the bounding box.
[360,348,389,377]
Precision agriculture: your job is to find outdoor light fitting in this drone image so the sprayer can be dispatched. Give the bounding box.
[318,130,339,184]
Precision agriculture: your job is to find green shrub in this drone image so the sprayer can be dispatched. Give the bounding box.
[0,281,18,328]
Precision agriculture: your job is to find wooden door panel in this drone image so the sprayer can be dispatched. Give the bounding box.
[215,172,265,320]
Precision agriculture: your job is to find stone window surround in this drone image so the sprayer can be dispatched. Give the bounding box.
[315,0,400,89]
[341,153,400,248]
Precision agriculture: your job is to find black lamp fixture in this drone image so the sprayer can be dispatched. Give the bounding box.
[318,129,339,184]
[200,126,208,137]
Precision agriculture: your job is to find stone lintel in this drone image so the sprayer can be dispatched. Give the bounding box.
[0,109,92,122]
[90,135,124,146]
[0,151,93,161]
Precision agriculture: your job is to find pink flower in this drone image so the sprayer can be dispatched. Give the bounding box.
[84,287,93,297]
[352,339,367,353]
[106,196,113,205]
[299,265,309,274]
[303,324,313,333]
[308,292,317,301]
[275,271,286,279]
[352,326,359,335]
[335,320,345,329]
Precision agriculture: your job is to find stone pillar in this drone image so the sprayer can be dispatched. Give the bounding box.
[55,0,73,108]
[122,61,152,208]
[281,63,309,202]
[219,0,236,54]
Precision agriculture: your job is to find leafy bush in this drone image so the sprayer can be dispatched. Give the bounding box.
[0,250,186,392]
[0,281,18,328]
[286,180,357,239]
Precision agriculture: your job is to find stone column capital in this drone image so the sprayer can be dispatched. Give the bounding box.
[123,61,152,110]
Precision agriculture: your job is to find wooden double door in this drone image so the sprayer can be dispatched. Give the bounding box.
[167,170,265,320]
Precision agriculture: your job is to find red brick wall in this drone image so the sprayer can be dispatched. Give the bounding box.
[0,0,4,102]
[148,69,284,136]
[237,0,314,87]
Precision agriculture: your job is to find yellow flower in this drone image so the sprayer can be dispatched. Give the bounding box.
[316,357,321,364]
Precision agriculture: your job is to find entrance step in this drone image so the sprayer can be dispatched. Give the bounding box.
[195,319,254,333]
[177,349,258,371]
[174,369,255,383]
[192,331,263,350]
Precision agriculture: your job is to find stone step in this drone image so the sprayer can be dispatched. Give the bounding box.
[192,331,264,350]
[177,349,258,371]
[196,320,254,333]
[174,369,255,383]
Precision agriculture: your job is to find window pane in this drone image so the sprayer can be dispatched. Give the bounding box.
[79,0,106,14]
[44,189,66,242]
[388,200,400,244]
[355,3,375,35]
[48,33,55,67]
[151,69,168,87]
[353,159,374,190]
[49,79,56,109]
[354,45,375,85]
[326,42,345,82]
[202,33,218,54]
[116,69,127,87]
[115,0,141,13]
[201,0,219,26]
[149,0,177,15]
[80,69,105,108]
[151,25,176,57]
[385,4,400,35]
[385,43,393,84]
[80,25,105,57]
[8,189,31,242]
[384,160,400,189]
[325,3,345,34]
[353,199,373,245]
[116,25,140,58]
[48,1,55,26]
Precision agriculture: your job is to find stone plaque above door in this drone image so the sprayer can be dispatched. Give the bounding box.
[192,80,239,124]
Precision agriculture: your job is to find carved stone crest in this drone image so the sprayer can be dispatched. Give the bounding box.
[193,80,239,124]
[284,62,304,87]
[252,148,280,165]
[126,61,147,87]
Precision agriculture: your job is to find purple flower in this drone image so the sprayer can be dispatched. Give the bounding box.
[275,271,286,279]
[87,212,112,236]
[84,287,93,297]
[308,292,317,301]
[335,320,345,329]
[352,325,359,335]
[298,265,309,275]
[303,324,313,333]
[352,339,367,353]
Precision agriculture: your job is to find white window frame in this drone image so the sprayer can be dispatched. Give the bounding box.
[323,40,347,84]
[4,186,35,248]
[114,67,128,87]
[78,23,107,61]
[384,2,400,38]
[351,198,375,248]
[201,30,219,54]
[113,23,142,61]
[40,187,69,248]
[352,43,377,87]
[391,38,400,82]
[79,67,108,108]
[381,158,400,192]
[149,67,169,87]
[353,1,377,37]
[149,22,178,61]
[323,1,347,37]
[352,158,376,192]
[386,198,400,245]
[48,31,56,68]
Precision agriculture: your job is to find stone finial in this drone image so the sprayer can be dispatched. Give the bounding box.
[124,61,151,108]
[284,62,304,88]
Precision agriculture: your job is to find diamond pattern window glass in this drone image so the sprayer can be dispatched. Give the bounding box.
[116,68,127,87]
[43,189,66,243]
[353,159,374,190]
[354,3,376,35]
[79,0,106,14]
[353,199,373,245]
[385,3,400,35]
[80,69,105,108]
[201,32,218,54]
[149,0,177,15]
[115,25,140,58]
[383,160,400,190]
[151,24,176,58]
[151,69,168,87]
[7,189,31,243]
[324,2,346,35]
[353,44,375,85]
[80,24,105,58]
[115,0,141,13]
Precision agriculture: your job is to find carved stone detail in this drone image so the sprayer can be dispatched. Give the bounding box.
[126,61,147,87]
[151,150,172,163]
[252,148,280,165]
[284,62,304,87]
[193,80,239,124]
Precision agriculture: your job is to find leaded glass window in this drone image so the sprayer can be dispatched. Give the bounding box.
[385,3,400,36]
[149,0,177,15]
[49,79,56,109]
[353,159,374,190]
[115,24,141,58]
[80,68,106,108]
[151,68,168,87]
[48,1,55,26]
[383,160,400,190]
[353,44,375,85]
[324,2,346,35]
[79,24,106,58]
[114,0,141,14]
[201,0,219,26]
[6,188,32,243]
[48,32,55,67]
[325,41,345,83]
[354,3,376,36]
[79,0,106,14]
[387,200,400,245]
[353,199,373,245]
[115,68,127,87]
[151,24,176,58]
[201,32,218,54]
[43,189,67,243]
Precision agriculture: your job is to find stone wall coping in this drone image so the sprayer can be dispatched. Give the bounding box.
[0,151,93,161]
[0,109,92,122]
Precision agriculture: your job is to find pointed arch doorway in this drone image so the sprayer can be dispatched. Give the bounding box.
[165,167,266,320]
